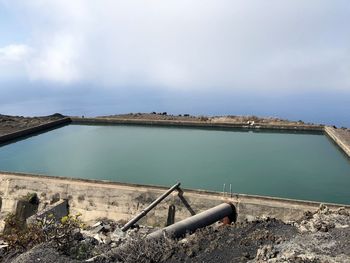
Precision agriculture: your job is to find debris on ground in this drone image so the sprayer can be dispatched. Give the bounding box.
[0,205,349,263]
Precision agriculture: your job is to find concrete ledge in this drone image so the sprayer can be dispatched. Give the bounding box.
[0,117,72,144]
[325,126,350,158]
[71,117,324,132]
[1,172,349,227]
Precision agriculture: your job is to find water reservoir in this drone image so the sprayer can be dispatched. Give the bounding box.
[0,124,349,204]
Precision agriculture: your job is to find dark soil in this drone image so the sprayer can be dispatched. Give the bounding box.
[166,218,297,263]
[0,218,296,263]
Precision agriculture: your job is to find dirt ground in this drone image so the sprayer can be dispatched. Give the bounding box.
[0,114,65,136]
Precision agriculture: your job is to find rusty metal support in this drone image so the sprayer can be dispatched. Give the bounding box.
[121,182,181,232]
[147,202,236,239]
[166,205,176,226]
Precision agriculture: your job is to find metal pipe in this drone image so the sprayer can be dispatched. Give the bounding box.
[121,182,181,232]
[147,202,236,239]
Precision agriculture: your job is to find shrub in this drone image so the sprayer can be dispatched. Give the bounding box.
[0,213,86,259]
[1,213,45,251]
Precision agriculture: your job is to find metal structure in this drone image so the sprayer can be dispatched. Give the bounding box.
[121,182,181,232]
[147,202,237,239]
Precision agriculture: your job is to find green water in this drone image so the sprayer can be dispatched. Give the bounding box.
[0,124,349,204]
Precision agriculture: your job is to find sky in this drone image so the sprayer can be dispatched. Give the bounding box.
[0,0,349,126]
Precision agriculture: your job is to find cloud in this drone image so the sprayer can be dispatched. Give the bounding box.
[27,33,82,83]
[0,44,31,61]
[0,44,32,80]
[0,0,350,91]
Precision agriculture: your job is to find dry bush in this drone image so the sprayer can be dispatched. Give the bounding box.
[0,213,89,260]
[100,236,178,263]
[1,213,45,251]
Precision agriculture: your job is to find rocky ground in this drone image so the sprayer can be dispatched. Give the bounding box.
[0,113,65,136]
[1,205,349,263]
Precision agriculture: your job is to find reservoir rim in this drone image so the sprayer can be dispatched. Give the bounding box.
[1,170,350,208]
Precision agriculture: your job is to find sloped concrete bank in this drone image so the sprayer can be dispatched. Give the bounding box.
[1,172,349,229]
[325,126,350,158]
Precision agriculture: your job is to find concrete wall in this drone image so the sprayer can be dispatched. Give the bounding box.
[0,117,71,144]
[325,126,350,158]
[26,199,69,224]
[1,172,349,227]
[72,117,324,132]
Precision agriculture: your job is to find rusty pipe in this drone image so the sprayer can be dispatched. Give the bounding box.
[147,202,236,239]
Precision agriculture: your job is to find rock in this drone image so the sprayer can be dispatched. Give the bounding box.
[92,222,111,233]
[111,228,126,242]
[255,245,278,260]
[93,234,103,243]
[92,225,104,233]
[242,252,250,258]
[318,204,330,215]
[92,221,102,228]
[85,256,98,262]
[336,207,349,216]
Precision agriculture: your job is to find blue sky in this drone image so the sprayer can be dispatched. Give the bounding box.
[0,1,349,126]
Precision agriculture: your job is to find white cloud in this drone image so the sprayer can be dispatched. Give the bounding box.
[27,33,82,83]
[0,44,31,61]
[0,44,32,80]
[1,0,350,91]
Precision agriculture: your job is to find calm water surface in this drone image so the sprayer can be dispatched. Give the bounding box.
[0,124,349,204]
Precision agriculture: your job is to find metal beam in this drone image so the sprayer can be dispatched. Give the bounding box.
[121,182,181,232]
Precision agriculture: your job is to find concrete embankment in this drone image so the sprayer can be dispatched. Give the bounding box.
[0,117,71,144]
[71,117,325,132]
[1,172,349,228]
[325,126,350,158]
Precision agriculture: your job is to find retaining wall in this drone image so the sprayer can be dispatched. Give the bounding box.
[71,117,324,132]
[0,117,71,144]
[1,172,349,227]
[325,126,350,158]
